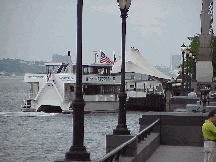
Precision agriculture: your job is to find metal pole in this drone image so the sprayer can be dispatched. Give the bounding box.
[113,9,130,135]
[194,58,196,81]
[192,57,197,82]
[200,89,210,113]
[189,57,191,91]
[181,51,185,96]
[203,94,207,113]
[185,54,189,95]
[65,0,90,160]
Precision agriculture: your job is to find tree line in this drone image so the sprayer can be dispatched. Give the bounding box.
[0,58,47,76]
[182,36,216,77]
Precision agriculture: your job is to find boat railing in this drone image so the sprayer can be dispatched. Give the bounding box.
[39,76,47,91]
[22,99,31,108]
[52,75,64,99]
[99,118,160,162]
[34,77,47,100]
[52,83,63,102]
[29,92,34,100]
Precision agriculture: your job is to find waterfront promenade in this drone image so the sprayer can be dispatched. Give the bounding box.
[98,111,209,162]
[99,132,207,162]
[147,145,204,162]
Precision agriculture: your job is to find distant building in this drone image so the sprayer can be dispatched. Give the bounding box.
[52,54,68,63]
[170,53,181,71]
[154,65,175,78]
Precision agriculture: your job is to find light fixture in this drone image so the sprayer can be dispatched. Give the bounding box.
[117,0,132,10]
[181,43,186,52]
[185,47,190,55]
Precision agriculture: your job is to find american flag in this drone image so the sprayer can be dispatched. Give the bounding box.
[100,51,114,64]
[47,73,51,81]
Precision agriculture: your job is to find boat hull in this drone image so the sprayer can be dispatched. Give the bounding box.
[22,108,36,112]
[37,105,62,113]
[22,101,119,113]
[84,101,119,112]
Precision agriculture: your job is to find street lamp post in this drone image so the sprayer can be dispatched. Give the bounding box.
[200,89,210,113]
[65,0,90,161]
[189,52,193,91]
[192,56,197,82]
[185,47,190,95]
[113,0,131,135]
[181,43,186,96]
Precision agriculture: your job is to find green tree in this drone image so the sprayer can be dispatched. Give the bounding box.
[188,36,199,56]
[186,35,216,77]
[187,36,199,75]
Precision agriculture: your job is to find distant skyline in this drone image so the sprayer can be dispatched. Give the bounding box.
[0,0,214,67]
[170,53,181,71]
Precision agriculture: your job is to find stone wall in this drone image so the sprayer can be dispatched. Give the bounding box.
[169,97,199,111]
[139,112,207,147]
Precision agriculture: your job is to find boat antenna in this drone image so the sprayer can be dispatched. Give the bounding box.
[92,51,98,63]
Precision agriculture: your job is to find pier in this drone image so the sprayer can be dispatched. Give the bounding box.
[98,112,207,162]
[55,111,208,162]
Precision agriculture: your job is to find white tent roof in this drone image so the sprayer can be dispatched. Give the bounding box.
[112,48,170,79]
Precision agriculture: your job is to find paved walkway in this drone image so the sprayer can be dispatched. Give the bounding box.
[147,145,206,162]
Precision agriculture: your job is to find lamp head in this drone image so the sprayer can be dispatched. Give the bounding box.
[185,47,190,55]
[117,0,132,10]
[181,43,186,52]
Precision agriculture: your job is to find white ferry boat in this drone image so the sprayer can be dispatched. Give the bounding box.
[0,71,5,76]
[22,53,121,113]
[22,48,169,113]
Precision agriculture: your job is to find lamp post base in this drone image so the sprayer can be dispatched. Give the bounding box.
[113,124,130,135]
[65,146,90,161]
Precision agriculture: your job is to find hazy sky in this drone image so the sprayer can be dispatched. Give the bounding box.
[0,0,214,67]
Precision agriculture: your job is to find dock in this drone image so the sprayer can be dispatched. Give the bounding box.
[97,111,209,162]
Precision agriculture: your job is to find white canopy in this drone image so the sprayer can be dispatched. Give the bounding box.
[112,48,170,79]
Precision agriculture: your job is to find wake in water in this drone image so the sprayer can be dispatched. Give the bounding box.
[0,111,60,117]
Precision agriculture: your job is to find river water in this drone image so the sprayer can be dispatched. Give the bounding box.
[0,76,143,162]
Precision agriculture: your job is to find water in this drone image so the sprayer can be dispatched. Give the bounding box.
[0,76,142,161]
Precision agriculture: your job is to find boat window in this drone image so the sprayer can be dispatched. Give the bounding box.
[83,85,120,95]
[46,65,61,73]
[83,67,88,74]
[97,68,104,75]
[158,84,163,92]
[82,66,111,76]
[70,86,74,92]
[89,67,93,74]
[73,66,76,74]
[155,86,159,92]
[83,67,93,75]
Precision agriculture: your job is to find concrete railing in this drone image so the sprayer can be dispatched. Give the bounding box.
[99,119,160,162]
[139,112,207,147]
